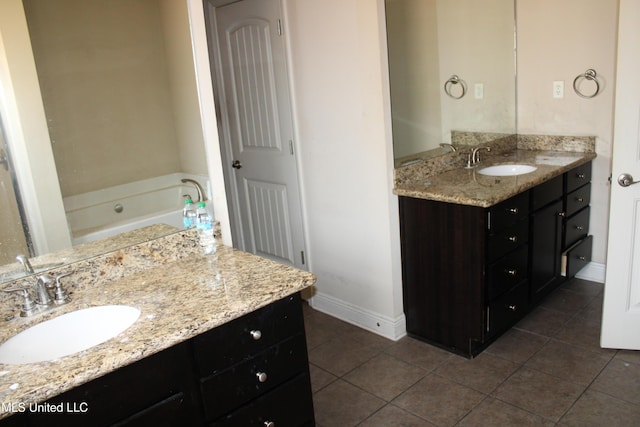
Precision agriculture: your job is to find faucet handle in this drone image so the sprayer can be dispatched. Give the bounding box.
[52,272,72,305]
[2,287,38,317]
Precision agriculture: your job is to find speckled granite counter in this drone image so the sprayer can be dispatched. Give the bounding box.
[394,149,596,208]
[0,229,315,419]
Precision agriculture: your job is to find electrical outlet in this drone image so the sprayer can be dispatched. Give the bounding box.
[553,81,564,99]
[474,83,484,99]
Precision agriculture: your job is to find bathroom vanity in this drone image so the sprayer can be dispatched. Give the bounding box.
[396,146,595,357]
[0,229,316,425]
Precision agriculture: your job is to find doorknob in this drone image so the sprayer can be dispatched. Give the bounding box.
[618,173,640,187]
[232,160,242,169]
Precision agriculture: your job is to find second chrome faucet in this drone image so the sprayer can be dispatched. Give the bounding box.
[465,146,491,169]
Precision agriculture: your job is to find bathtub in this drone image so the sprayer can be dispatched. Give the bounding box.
[64,173,210,245]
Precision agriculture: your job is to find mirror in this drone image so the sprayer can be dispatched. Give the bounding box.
[0,0,209,283]
[385,0,516,166]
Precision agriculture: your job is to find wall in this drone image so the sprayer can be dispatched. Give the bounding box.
[385,0,441,158]
[0,0,71,254]
[23,0,186,197]
[284,0,405,339]
[516,0,619,274]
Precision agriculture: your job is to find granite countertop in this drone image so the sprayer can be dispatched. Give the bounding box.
[394,149,597,207]
[0,229,315,419]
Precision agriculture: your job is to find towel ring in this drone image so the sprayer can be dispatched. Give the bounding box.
[573,69,600,99]
[444,75,466,99]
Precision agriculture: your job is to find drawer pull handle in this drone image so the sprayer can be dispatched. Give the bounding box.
[264,422,275,427]
[507,235,518,243]
[256,372,268,383]
[576,197,584,203]
[577,173,586,179]
[575,225,584,231]
[578,256,587,261]
[508,305,517,311]
[508,207,519,214]
[250,330,262,340]
[558,211,566,217]
[505,269,517,276]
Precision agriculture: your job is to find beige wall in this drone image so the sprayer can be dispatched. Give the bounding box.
[386,0,441,158]
[23,0,196,197]
[516,0,619,266]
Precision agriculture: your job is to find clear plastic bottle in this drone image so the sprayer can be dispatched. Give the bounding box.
[182,196,197,229]
[196,202,216,255]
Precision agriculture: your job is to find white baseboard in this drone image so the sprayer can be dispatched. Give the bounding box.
[575,261,606,283]
[309,292,406,341]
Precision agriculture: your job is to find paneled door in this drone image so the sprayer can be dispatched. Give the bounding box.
[0,115,30,264]
[208,0,306,269]
[601,0,640,349]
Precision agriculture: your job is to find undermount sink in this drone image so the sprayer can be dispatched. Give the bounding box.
[0,305,140,364]
[477,164,538,176]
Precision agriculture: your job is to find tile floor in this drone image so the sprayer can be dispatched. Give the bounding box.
[303,279,640,426]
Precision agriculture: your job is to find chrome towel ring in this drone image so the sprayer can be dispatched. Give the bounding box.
[444,75,466,99]
[573,69,600,98]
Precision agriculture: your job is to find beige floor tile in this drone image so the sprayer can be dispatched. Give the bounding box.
[344,353,426,401]
[360,404,435,426]
[591,358,640,406]
[539,288,594,315]
[554,315,615,356]
[525,340,612,386]
[392,374,485,426]
[515,305,572,337]
[434,351,519,394]
[559,389,640,427]
[309,363,337,393]
[383,337,452,372]
[313,379,385,427]
[485,328,549,364]
[493,367,584,422]
[308,336,378,377]
[458,397,555,426]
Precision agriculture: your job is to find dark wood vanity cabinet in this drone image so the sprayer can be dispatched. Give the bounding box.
[400,162,593,357]
[2,293,314,427]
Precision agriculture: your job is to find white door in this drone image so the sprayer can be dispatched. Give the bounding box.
[209,0,306,269]
[601,0,640,349]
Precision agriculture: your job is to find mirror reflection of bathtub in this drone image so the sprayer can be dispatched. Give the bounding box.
[63,173,210,245]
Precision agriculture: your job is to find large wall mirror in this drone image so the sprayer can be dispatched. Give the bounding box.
[0,0,210,283]
[386,0,516,165]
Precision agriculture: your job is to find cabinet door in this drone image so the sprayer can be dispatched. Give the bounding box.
[530,199,564,303]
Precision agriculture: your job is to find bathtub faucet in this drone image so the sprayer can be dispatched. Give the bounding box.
[181,179,206,203]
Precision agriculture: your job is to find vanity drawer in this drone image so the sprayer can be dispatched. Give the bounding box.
[487,281,528,338]
[566,183,591,217]
[564,235,593,278]
[488,191,530,232]
[200,334,308,421]
[487,219,529,263]
[193,293,304,376]
[210,374,314,427]
[531,175,563,211]
[565,162,592,193]
[565,206,590,248]
[486,245,528,300]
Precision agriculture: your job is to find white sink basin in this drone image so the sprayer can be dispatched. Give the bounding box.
[0,305,140,364]
[477,164,537,176]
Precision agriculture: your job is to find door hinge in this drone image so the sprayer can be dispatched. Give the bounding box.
[289,140,294,155]
[277,19,283,36]
[300,250,305,265]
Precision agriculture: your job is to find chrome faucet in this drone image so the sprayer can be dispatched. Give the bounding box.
[16,254,34,274]
[181,178,206,203]
[2,272,72,317]
[439,143,457,153]
[466,146,491,168]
